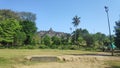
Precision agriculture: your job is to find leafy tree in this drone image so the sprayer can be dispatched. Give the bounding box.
[72,29,80,44]
[18,12,36,22]
[78,36,86,46]
[0,18,21,46]
[71,28,88,44]
[91,32,109,49]
[83,34,94,47]
[51,36,61,45]
[61,34,71,45]
[0,9,38,47]
[114,20,120,48]
[0,9,20,20]
[43,35,51,46]
[103,36,110,47]
[31,33,41,45]
[20,20,37,44]
[72,15,80,42]
[13,31,26,46]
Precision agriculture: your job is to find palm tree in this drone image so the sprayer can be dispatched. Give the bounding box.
[72,15,80,42]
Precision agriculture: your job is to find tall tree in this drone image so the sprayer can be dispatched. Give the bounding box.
[18,12,37,45]
[51,36,61,45]
[0,18,21,46]
[71,28,88,44]
[92,32,108,48]
[18,12,36,22]
[72,15,80,43]
[114,20,120,48]
[0,9,20,20]
[0,9,37,46]
[20,20,37,44]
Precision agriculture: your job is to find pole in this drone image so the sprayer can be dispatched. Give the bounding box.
[104,6,114,56]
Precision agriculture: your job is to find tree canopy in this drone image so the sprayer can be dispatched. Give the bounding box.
[0,9,117,50]
[114,20,120,48]
[0,9,37,46]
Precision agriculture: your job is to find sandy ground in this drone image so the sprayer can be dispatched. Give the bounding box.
[14,54,120,68]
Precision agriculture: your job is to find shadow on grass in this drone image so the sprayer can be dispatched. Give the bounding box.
[105,61,120,68]
[106,66,120,68]
[111,66,120,68]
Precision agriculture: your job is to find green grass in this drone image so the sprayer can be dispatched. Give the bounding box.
[0,49,96,68]
[0,49,97,58]
[106,61,120,68]
[0,49,119,68]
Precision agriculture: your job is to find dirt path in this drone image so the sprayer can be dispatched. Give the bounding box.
[15,55,120,68]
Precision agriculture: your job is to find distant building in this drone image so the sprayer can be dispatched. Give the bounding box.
[37,28,69,38]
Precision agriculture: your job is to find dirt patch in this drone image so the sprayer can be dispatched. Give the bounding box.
[19,61,105,68]
[58,55,120,62]
[25,55,58,62]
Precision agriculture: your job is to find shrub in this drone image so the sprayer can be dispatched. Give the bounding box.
[19,45,35,49]
[39,45,49,49]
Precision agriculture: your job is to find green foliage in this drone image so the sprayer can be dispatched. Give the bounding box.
[72,15,80,27]
[0,9,113,50]
[50,45,58,49]
[57,45,78,50]
[78,36,86,46]
[61,34,71,45]
[39,45,49,49]
[43,35,51,46]
[0,9,37,46]
[72,15,80,42]
[0,18,21,46]
[20,20,37,44]
[114,20,120,48]
[51,36,61,45]
[69,45,79,50]
[71,28,110,50]
[84,34,94,47]
[19,45,36,49]
[72,28,88,45]
[31,34,41,45]
[13,31,26,46]
[0,9,20,20]
[18,12,36,22]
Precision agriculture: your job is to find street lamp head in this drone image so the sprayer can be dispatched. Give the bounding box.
[104,6,109,12]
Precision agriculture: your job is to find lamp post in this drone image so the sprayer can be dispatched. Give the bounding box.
[104,6,113,56]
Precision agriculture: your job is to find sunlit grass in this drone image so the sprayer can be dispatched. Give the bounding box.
[0,49,118,68]
[0,49,96,68]
[0,49,96,58]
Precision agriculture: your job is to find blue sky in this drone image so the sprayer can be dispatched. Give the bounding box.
[0,0,120,35]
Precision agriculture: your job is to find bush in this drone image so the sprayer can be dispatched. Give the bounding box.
[0,46,6,49]
[39,45,49,49]
[58,45,79,50]
[19,45,35,49]
[84,47,98,51]
[69,45,79,50]
[43,35,51,46]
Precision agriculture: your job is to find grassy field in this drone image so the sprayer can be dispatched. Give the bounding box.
[0,49,119,68]
[0,49,95,68]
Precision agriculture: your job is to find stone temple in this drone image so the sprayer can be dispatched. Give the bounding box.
[37,28,69,38]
